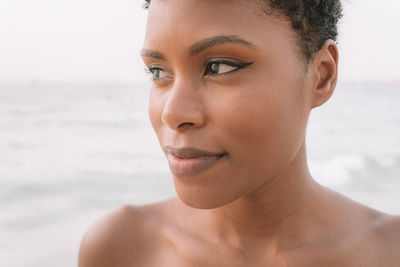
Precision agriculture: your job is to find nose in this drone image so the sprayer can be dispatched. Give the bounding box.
[161,79,206,131]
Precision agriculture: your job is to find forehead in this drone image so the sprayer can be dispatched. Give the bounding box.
[143,0,297,53]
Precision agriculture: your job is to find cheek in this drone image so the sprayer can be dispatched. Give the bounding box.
[211,84,307,176]
[148,88,164,135]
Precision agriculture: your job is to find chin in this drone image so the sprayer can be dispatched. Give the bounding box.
[173,177,241,210]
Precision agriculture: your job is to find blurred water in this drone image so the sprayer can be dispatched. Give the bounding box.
[307,82,400,212]
[0,82,399,267]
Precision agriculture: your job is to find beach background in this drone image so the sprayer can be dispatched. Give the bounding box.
[1,0,400,267]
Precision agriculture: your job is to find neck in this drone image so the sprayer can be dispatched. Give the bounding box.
[207,142,325,251]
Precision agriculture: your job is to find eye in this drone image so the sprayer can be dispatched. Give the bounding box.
[145,67,171,81]
[204,60,253,76]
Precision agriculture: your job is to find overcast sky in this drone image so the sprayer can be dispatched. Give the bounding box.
[0,0,399,84]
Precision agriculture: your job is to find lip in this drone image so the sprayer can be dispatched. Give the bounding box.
[164,146,227,176]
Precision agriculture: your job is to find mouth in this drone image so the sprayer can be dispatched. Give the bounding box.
[164,146,227,176]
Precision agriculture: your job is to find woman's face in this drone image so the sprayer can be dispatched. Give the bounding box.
[142,0,314,208]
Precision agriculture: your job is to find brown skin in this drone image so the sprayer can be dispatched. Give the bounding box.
[78,0,400,266]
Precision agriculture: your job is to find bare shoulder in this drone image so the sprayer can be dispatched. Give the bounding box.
[78,203,168,267]
[319,189,400,266]
[367,213,400,265]
[371,213,400,247]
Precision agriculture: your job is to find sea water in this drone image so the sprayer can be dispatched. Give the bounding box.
[0,82,399,267]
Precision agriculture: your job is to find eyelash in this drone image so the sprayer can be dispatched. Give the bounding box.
[203,60,253,77]
[144,60,253,81]
[144,67,164,81]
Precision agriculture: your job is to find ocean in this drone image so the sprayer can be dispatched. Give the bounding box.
[0,82,399,266]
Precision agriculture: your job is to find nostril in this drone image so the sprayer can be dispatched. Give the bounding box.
[178,122,195,128]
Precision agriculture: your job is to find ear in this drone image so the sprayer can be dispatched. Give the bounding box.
[310,40,339,109]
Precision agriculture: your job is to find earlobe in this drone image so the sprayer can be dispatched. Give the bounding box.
[311,40,339,109]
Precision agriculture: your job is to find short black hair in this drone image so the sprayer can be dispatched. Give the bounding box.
[143,0,342,64]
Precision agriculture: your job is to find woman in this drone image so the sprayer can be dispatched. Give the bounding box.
[79,0,400,266]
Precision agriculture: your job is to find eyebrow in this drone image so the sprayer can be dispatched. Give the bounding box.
[188,35,257,56]
[141,49,166,60]
[141,35,257,60]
